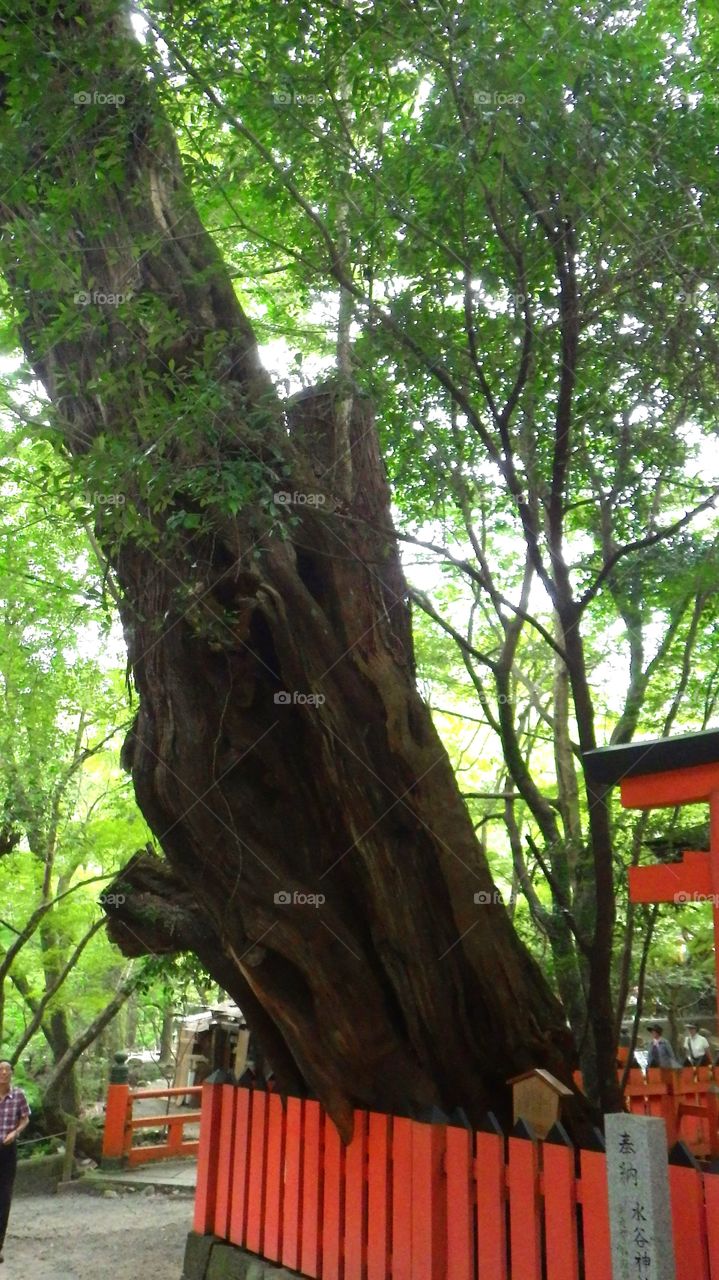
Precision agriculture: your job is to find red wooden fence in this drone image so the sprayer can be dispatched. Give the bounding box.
[193,1082,719,1280]
[577,1066,719,1158]
[102,1083,202,1166]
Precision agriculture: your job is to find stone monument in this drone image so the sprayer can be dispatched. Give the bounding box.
[605,1113,676,1280]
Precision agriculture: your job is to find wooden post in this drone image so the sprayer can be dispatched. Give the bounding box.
[101,1052,130,1166]
[62,1117,78,1184]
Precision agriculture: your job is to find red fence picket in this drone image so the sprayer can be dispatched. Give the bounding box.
[367,1110,391,1280]
[262,1091,285,1261]
[391,1116,413,1280]
[300,1100,323,1278]
[411,1119,446,1280]
[344,1109,368,1280]
[200,1083,719,1280]
[228,1084,252,1248]
[578,1142,612,1280]
[704,1166,719,1275]
[280,1094,303,1271]
[507,1126,542,1280]
[213,1084,237,1240]
[192,1080,224,1236]
[246,1090,269,1255]
[445,1125,473,1280]
[543,1127,580,1280]
[322,1108,345,1280]
[475,1123,507,1280]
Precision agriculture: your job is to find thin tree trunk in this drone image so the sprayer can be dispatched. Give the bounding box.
[160,1007,174,1065]
[43,970,142,1108]
[10,919,104,1064]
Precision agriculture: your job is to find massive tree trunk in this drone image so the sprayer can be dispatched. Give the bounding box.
[0,0,589,1135]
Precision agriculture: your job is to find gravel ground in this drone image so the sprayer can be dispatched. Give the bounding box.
[2,1191,192,1279]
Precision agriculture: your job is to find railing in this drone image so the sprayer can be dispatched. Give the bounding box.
[576,1066,719,1158]
[102,1082,202,1167]
[192,1081,719,1280]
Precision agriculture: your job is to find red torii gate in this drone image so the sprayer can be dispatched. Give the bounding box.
[584,728,719,1024]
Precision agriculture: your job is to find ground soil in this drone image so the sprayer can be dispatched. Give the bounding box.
[3,1191,191,1279]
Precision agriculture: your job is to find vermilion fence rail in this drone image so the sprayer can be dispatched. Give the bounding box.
[576,1066,719,1158]
[102,1082,202,1166]
[192,1082,719,1280]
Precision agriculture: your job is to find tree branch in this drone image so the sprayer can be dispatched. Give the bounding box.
[578,488,719,611]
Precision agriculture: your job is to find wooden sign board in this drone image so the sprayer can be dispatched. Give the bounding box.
[508,1069,573,1139]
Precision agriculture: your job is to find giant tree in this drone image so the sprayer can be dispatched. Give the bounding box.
[123,0,719,1104]
[0,0,594,1133]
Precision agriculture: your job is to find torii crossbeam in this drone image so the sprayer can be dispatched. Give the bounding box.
[584,728,719,1025]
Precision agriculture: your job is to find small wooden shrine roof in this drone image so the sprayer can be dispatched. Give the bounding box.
[583,728,719,787]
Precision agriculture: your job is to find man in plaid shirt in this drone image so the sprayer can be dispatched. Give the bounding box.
[0,1062,30,1263]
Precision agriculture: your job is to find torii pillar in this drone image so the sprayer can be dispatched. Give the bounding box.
[584,728,719,1027]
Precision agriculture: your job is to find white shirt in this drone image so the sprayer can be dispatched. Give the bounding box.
[684,1032,710,1062]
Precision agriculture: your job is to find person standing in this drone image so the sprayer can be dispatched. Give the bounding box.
[683,1023,711,1066]
[646,1023,680,1068]
[0,1061,30,1264]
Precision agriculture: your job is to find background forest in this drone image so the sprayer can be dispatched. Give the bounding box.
[0,0,718,1125]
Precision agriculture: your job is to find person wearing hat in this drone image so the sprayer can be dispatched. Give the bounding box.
[683,1023,711,1067]
[646,1024,680,1068]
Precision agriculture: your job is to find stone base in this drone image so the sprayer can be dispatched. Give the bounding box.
[15,1154,65,1196]
[182,1233,300,1280]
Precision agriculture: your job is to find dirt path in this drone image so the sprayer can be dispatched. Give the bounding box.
[3,1191,191,1279]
